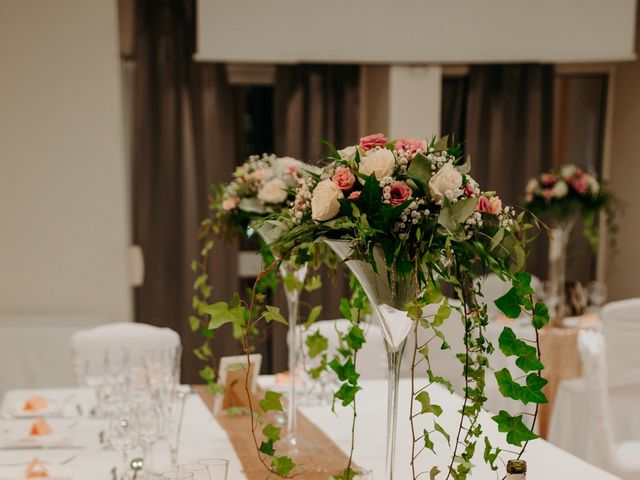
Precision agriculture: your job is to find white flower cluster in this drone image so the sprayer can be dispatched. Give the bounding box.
[222,154,313,213]
[291,177,316,223]
[393,199,430,238]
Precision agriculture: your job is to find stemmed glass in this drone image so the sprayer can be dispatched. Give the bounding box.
[197,458,229,479]
[159,392,187,467]
[108,406,139,480]
[137,402,161,470]
[178,463,209,480]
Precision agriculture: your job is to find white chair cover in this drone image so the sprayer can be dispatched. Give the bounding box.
[70,322,181,384]
[0,313,107,396]
[576,330,640,479]
[601,298,640,389]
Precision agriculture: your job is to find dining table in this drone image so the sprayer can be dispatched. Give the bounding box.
[0,378,620,479]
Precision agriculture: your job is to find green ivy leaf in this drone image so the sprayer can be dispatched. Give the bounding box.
[263,305,288,325]
[415,391,443,416]
[494,288,521,319]
[262,423,281,442]
[432,303,451,327]
[199,366,215,382]
[259,438,275,456]
[491,410,538,447]
[259,391,284,413]
[271,456,296,476]
[189,316,200,332]
[424,281,444,304]
[204,302,241,329]
[304,305,322,329]
[283,273,304,293]
[483,437,501,471]
[433,421,450,446]
[430,465,441,479]
[428,370,454,394]
[334,383,361,406]
[532,302,549,329]
[304,275,322,292]
[346,325,366,351]
[305,330,328,359]
[423,429,436,453]
[498,327,544,372]
[207,382,224,395]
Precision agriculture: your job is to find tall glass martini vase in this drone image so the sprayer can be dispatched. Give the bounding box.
[255,223,309,453]
[547,217,576,326]
[325,239,416,480]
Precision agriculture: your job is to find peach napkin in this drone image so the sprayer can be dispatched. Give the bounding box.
[275,371,302,385]
[23,395,48,413]
[29,419,52,436]
[25,458,49,478]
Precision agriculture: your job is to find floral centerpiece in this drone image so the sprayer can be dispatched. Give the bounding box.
[247,133,549,479]
[524,164,615,321]
[190,153,325,455]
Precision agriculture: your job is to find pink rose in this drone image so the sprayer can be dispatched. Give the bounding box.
[540,173,556,187]
[464,183,475,198]
[488,196,502,214]
[395,137,426,155]
[348,190,361,201]
[222,197,239,211]
[332,166,356,191]
[476,196,492,213]
[569,177,588,194]
[389,182,412,206]
[359,133,388,151]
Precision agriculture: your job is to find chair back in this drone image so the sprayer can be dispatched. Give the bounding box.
[601,298,640,388]
[70,322,181,385]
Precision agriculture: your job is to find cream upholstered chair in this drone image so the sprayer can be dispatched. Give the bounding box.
[70,322,181,385]
[601,298,640,389]
[578,330,640,479]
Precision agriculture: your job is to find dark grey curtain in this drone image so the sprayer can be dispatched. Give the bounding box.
[267,65,360,372]
[132,0,239,382]
[464,65,554,277]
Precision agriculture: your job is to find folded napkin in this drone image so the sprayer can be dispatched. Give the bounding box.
[25,458,48,478]
[22,397,47,414]
[28,420,52,437]
[0,462,72,479]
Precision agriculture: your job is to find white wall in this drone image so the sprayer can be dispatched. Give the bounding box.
[197,0,637,64]
[0,0,132,321]
[606,8,640,301]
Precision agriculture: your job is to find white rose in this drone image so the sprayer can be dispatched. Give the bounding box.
[525,178,539,194]
[311,179,344,221]
[552,180,568,198]
[561,165,577,178]
[257,178,288,204]
[358,149,395,180]
[585,174,600,194]
[429,162,463,204]
[338,145,358,163]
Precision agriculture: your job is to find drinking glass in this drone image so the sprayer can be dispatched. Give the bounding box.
[587,281,608,311]
[161,472,193,479]
[197,458,229,479]
[178,463,209,480]
[137,402,161,469]
[108,406,139,480]
[159,392,186,467]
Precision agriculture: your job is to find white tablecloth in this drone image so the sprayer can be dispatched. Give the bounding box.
[1,382,620,479]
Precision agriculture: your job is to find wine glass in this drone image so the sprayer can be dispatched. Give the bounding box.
[587,281,608,312]
[161,472,193,479]
[197,458,229,479]
[108,406,139,480]
[159,392,186,467]
[178,463,209,480]
[137,402,161,470]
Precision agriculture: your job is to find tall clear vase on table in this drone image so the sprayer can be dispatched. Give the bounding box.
[547,218,575,326]
[255,223,310,454]
[325,239,416,480]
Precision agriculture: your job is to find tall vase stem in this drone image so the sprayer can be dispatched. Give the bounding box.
[548,223,572,325]
[284,285,300,438]
[385,339,407,480]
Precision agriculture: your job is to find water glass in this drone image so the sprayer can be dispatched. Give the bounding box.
[178,463,210,480]
[161,472,193,479]
[137,402,161,469]
[108,407,139,480]
[197,458,229,479]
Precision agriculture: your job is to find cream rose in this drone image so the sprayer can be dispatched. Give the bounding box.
[358,149,395,180]
[429,163,463,203]
[338,145,358,163]
[257,178,288,204]
[311,179,344,221]
[552,180,568,199]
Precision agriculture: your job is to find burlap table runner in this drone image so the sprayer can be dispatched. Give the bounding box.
[194,385,355,479]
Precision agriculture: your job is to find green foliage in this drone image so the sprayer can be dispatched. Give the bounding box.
[305,330,328,359]
[494,369,548,404]
[271,456,296,477]
[259,391,284,413]
[491,410,539,446]
[204,302,246,329]
[415,391,443,416]
[498,327,544,372]
[303,305,322,329]
[494,288,521,318]
[262,305,288,325]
